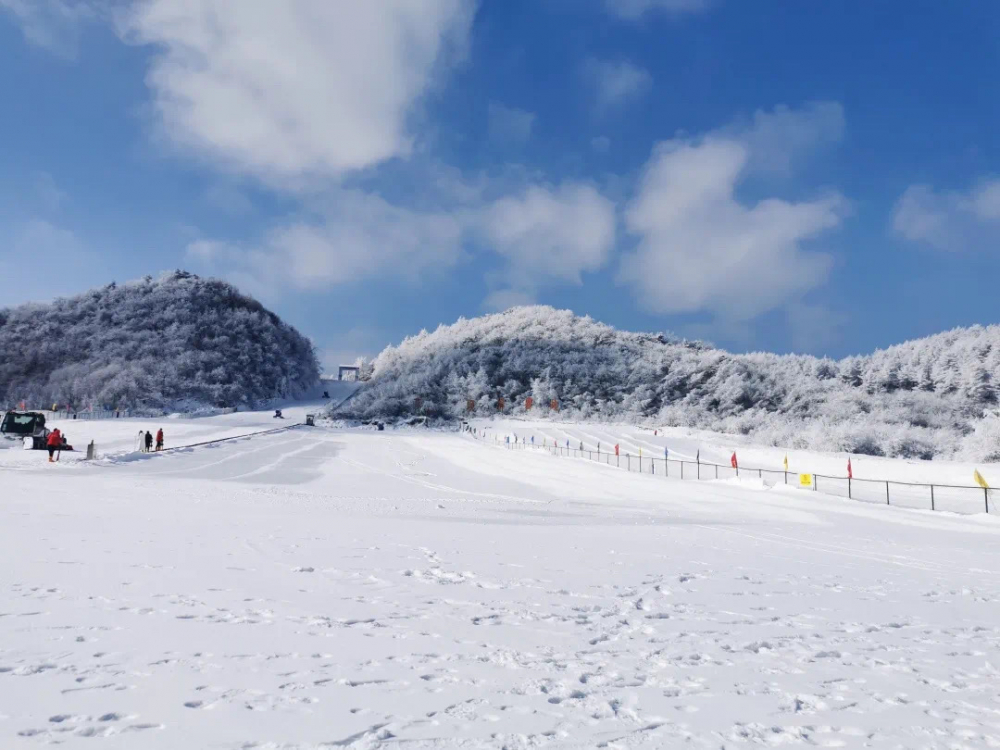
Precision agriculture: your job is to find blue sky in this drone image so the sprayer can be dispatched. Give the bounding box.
[2,0,1000,368]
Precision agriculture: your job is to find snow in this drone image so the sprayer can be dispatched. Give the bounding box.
[2,408,1000,748]
[0,394,358,468]
[477,418,999,516]
[343,304,1000,462]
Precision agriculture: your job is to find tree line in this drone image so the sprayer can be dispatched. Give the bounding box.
[339,305,1000,462]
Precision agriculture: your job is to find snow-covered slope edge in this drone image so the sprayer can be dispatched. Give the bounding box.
[335,305,1000,462]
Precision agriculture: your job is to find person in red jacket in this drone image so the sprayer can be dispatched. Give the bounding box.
[46,428,62,463]
[155,428,164,451]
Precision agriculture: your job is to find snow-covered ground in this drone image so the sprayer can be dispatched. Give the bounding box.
[2,408,1000,748]
[0,384,358,470]
[474,418,1000,515]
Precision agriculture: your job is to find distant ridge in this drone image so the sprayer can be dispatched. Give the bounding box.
[337,306,1000,461]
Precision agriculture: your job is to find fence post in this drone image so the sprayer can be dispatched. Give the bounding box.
[680,462,684,480]
[652,459,655,475]
[814,475,818,492]
[930,484,934,511]
[759,469,762,479]
[985,487,990,514]
[715,465,718,479]
[666,459,669,477]
[628,455,631,471]
[886,481,890,505]
[784,471,788,484]
[848,477,852,499]
[697,462,700,480]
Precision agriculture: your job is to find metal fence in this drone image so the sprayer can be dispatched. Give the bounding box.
[473,431,993,516]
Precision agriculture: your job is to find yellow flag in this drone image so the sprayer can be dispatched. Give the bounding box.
[974,469,990,489]
[783,455,788,471]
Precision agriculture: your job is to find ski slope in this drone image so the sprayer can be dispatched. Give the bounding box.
[2,409,1000,748]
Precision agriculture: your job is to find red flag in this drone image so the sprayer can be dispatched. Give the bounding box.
[847,457,853,479]
[731,452,738,469]
[615,444,620,456]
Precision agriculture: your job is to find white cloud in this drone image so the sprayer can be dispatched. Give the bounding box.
[733,101,845,175]
[618,104,847,321]
[481,182,617,290]
[186,189,465,291]
[0,0,99,58]
[488,102,535,145]
[604,0,710,20]
[189,179,617,307]
[118,0,476,186]
[892,179,1000,252]
[584,59,652,110]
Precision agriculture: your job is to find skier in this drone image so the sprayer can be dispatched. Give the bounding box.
[46,428,62,463]
[144,430,153,452]
[155,428,164,451]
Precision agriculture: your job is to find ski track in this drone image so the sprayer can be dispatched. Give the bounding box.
[3,410,1000,748]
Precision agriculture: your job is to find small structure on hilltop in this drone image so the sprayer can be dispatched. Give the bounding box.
[337,366,360,382]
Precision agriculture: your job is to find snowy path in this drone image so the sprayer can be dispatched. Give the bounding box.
[2,415,1000,748]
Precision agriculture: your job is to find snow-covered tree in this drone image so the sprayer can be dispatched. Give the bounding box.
[334,305,1000,462]
[0,271,319,412]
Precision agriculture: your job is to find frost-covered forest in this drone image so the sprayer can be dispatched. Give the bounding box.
[339,306,1000,461]
[0,272,318,412]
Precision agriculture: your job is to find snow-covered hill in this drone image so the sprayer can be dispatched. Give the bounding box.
[0,271,318,412]
[338,306,1000,462]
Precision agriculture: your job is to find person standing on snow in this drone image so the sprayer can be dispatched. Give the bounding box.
[136,429,144,452]
[144,430,153,452]
[155,428,164,451]
[46,428,62,463]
